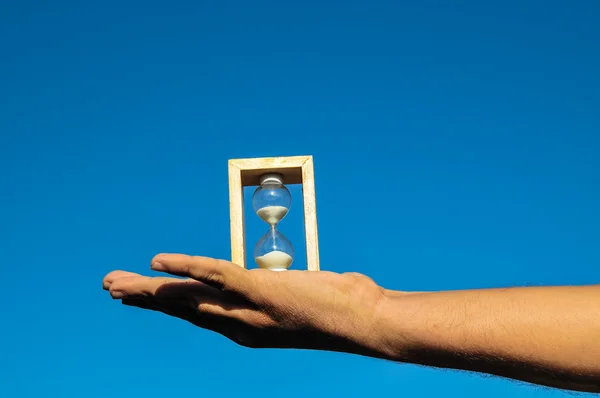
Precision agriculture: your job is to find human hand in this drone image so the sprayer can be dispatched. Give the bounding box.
[102,254,389,355]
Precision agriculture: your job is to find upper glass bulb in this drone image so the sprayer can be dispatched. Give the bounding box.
[252,173,291,226]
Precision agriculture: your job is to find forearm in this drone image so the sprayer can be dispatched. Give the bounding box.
[367,285,600,392]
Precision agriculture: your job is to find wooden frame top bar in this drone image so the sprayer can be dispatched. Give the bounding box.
[228,155,311,186]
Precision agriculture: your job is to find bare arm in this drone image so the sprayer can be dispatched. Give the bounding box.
[103,254,600,393]
[373,286,600,392]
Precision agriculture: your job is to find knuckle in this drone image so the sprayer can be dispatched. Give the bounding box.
[182,263,193,276]
[206,271,226,289]
[343,272,374,283]
[110,279,136,294]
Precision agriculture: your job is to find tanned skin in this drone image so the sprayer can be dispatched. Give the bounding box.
[102,253,600,393]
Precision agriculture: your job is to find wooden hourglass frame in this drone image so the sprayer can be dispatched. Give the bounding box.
[227,155,320,271]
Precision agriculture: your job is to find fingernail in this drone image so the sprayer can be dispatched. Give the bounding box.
[151,261,165,271]
[111,290,125,299]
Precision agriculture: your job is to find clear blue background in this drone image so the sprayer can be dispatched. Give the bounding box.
[1,1,599,397]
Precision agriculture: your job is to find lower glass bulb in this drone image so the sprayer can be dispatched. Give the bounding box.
[254,228,294,271]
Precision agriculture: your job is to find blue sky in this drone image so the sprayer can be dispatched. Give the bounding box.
[1,0,599,397]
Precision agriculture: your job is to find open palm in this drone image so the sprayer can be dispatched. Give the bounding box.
[103,253,387,353]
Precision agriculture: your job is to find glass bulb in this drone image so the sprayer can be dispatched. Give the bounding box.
[252,173,291,226]
[254,228,294,271]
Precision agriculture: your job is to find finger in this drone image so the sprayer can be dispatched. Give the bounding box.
[113,272,268,327]
[109,275,214,302]
[121,297,199,325]
[121,298,161,311]
[123,294,268,347]
[152,277,267,327]
[194,300,272,329]
[103,270,140,290]
[122,296,240,336]
[150,253,256,298]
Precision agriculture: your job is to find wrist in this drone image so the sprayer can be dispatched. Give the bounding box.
[363,291,422,360]
[333,290,423,360]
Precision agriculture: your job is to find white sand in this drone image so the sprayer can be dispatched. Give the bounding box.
[256,205,289,225]
[255,250,293,271]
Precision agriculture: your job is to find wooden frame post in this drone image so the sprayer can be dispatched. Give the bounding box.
[227,155,320,271]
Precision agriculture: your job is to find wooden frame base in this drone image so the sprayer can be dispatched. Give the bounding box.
[227,155,320,271]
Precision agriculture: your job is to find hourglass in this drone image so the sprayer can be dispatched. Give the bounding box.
[252,173,294,271]
[227,155,320,271]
